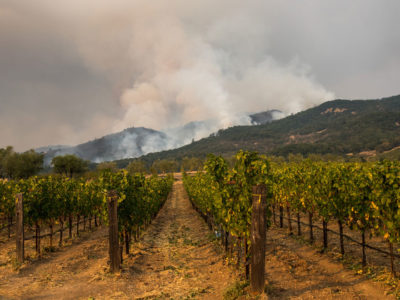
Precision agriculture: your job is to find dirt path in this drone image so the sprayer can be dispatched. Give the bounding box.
[264,228,394,299]
[121,180,237,299]
[0,181,237,299]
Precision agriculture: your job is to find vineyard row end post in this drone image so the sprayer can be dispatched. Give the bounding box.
[250,184,267,295]
[15,193,24,263]
[108,190,120,273]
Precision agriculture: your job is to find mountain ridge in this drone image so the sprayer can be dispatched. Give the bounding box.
[38,110,283,164]
[38,95,400,167]
[113,94,400,167]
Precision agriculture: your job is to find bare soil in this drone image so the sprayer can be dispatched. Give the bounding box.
[264,227,394,299]
[272,211,400,277]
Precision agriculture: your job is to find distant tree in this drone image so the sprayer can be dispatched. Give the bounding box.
[192,157,203,171]
[52,154,88,177]
[150,166,158,175]
[181,158,189,171]
[152,159,178,174]
[97,161,118,172]
[322,153,345,162]
[17,150,44,178]
[287,153,304,163]
[182,157,203,171]
[0,146,14,177]
[267,155,285,164]
[126,160,147,174]
[0,147,43,179]
[307,153,324,162]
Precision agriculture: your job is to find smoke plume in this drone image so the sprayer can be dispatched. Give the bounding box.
[2,0,347,153]
[69,0,335,134]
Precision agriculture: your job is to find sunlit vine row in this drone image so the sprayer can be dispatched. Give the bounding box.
[184,152,400,272]
[0,171,173,253]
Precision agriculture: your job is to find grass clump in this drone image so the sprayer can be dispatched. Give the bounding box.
[223,280,249,300]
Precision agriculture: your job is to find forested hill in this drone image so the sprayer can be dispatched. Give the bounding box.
[42,127,167,165]
[38,110,281,164]
[115,95,400,167]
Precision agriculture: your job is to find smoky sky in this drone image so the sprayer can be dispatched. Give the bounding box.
[0,0,399,151]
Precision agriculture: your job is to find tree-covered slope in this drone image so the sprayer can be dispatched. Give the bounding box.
[115,95,400,167]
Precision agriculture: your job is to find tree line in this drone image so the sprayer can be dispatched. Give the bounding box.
[0,146,205,179]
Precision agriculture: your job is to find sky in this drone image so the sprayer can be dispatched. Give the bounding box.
[1,0,399,151]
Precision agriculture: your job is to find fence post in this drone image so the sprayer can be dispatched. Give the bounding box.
[108,190,120,273]
[250,184,267,295]
[15,193,24,263]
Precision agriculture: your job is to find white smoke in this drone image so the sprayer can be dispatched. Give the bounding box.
[63,0,334,135]
[7,0,336,156]
[109,9,334,136]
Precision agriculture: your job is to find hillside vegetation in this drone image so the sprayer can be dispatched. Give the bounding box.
[116,95,400,167]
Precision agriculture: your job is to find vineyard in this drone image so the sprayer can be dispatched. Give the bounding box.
[1,152,399,298]
[0,171,173,263]
[184,151,400,292]
[269,160,400,271]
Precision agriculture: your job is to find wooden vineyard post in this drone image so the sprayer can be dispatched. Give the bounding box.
[309,212,314,243]
[250,184,267,295]
[361,231,367,267]
[15,193,24,263]
[322,219,328,251]
[108,190,120,273]
[297,212,301,236]
[338,220,345,256]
